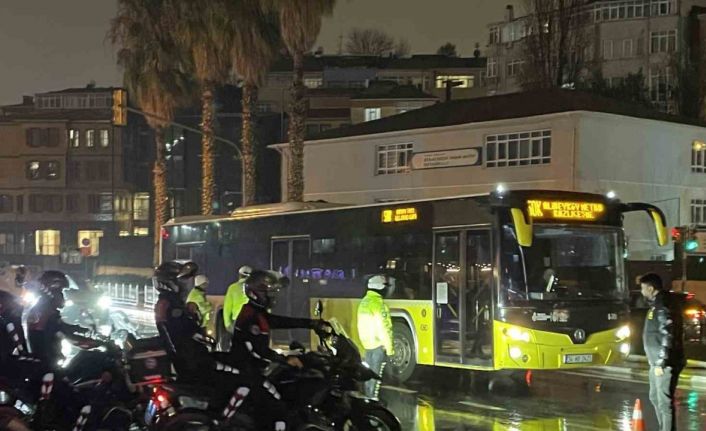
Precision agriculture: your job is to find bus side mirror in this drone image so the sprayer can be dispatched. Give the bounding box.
[511,208,533,247]
[649,209,668,247]
[314,300,323,318]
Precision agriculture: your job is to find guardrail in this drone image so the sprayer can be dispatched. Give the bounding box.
[98,282,141,307]
[144,284,158,308]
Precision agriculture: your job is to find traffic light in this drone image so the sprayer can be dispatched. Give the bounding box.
[671,227,682,243]
[685,227,699,252]
[112,89,127,126]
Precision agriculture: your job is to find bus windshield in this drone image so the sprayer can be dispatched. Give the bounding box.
[500,225,625,303]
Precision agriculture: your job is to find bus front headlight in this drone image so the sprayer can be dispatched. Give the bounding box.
[505,326,531,343]
[616,325,631,341]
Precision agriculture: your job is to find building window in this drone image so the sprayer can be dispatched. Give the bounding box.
[487,58,498,78]
[88,193,113,214]
[649,68,672,103]
[435,75,475,88]
[594,1,646,21]
[651,0,672,16]
[133,192,150,221]
[489,26,500,44]
[69,129,80,147]
[364,108,382,122]
[650,30,677,53]
[66,194,80,212]
[47,128,60,147]
[16,196,23,214]
[26,161,42,180]
[506,60,524,77]
[25,128,60,147]
[692,141,706,173]
[303,78,323,88]
[86,129,95,148]
[29,195,63,213]
[0,233,15,254]
[68,161,81,181]
[622,39,634,57]
[84,161,110,181]
[99,129,110,147]
[602,39,614,60]
[692,199,706,224]
[0,195,12,213]
[77,230,103,256]
[485,129,551,167]
[46,161,60,180]
[35,229,60,256]
[133,227,149,236]
[376,143,413,175]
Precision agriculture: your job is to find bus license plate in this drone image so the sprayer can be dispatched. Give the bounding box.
[564,354,593,364]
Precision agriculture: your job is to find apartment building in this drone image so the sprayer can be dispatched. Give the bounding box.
[0,86,152,277]
[486,1,706,113]
[271,89,706,260]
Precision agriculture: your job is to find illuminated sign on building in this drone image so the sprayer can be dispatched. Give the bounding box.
[382,207,419,223]
[527,200,605,221]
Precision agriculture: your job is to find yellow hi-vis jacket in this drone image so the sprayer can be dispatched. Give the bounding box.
[223,278,248,330]
[186,287,212,328]
[357,290,394,354]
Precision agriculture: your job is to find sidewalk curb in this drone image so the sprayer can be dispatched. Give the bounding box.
[627,354,706,370]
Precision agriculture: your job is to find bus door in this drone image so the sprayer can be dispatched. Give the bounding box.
[433,229,493,366]
[270,236,311,345]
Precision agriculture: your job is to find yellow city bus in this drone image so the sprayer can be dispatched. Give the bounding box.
[160,190,667,382]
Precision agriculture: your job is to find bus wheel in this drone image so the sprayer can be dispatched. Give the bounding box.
[386,322,416,383]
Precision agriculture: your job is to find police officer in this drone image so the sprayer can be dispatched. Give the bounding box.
[186,274,212,329]
[640,273,685,431]
[357,274,395,400]
[223,266,251,333]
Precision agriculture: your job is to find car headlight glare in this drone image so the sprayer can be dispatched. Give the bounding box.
[97,295,112,309]
[616,325,631,340]
[506,326,531,343]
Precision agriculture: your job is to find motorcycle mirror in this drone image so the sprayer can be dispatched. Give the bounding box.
[314,300,323,318]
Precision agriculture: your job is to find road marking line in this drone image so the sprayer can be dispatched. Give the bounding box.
[458,400,506,412]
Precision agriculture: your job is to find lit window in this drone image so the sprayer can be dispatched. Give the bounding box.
[304,78,323,88]
[487,58,498,78]
[692,141,706,173]
[133,227,149,236]
[99,129,110,147]
[69,129,80,147]
[364,108,381,122]
[692,199,706,224]
[485,130,551,168]
[46,161,60,180]
[35,229,60,256]
[435,75,475,89]
[650,30,677,53]
[26,161,41,180]
[86,129,95,147]
[376,143,413,175]
[133,192,150,221]
[77,230,103,256]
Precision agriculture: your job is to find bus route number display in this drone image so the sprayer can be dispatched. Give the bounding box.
[382,207,418,223]
[527,199,605,221]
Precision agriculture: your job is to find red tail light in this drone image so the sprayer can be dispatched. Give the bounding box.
[152,387,171,410]
[685,308,705,319]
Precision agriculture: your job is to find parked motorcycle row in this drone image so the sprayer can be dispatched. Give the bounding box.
[0,265,401,431]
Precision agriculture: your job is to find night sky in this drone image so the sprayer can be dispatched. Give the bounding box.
[0,0,522,105]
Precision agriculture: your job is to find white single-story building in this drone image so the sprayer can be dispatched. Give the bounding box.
[271,89,706,260]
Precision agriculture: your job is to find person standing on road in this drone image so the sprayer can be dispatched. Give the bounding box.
[357,274,395,400]
[186,274,212,329]
[223,266,252,333]
[640,273,685,431]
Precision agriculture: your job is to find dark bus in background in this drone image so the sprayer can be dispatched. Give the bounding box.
[161,190,667,382]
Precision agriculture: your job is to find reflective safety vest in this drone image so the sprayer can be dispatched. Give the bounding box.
[357,290,394,354]
[186,287,212,328]
[223,279,249,330]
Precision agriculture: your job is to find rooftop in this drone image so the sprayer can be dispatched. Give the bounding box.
[300,89,706,142]
[41,86,121,94]
[270,54,486,73]
[352,82,436,100]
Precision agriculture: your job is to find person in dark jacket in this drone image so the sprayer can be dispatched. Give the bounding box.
[640,273,685,431]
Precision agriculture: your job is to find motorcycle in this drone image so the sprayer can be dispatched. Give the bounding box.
[0,378,34,431]
[144,319,400,431]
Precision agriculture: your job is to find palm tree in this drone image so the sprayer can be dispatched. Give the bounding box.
[225,0,280,206]
[109,0,190,264]
[267,0,336,202]
[170,0,232,215]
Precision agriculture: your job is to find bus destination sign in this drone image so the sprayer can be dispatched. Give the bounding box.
[527,200,605,221]
[382,207,418,223]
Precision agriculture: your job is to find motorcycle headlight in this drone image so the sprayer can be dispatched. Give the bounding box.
[616,325,631,341]
[97,295,112,309]
[99,324,112,337]
[65,299,75,308]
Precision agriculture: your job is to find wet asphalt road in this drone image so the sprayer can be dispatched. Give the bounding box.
[380,365,706,430]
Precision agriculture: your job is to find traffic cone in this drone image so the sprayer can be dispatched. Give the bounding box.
[631,398,645,431]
